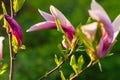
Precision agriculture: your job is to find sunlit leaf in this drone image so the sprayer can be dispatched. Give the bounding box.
[77,55,84,71]
[76,26,93,49]
[54,54,62,66]
[106,53,114,57]
[70,55,77,73]
[69,73,74,79]
[0,64,7,75]
[0,15,3,21]
[1,2,8,32]
[98,61,102,72]
[59,56,63,64]
[1,64,7,70]
[86,17,92,24]
[19,45,26,50]
[2,2,7,14]
[0,70,6,75]
[92,22,102,49]
[58,44,66,56]
[60,71,66,80]
[62,35,70,46]
[55,18,64,33]
[13,0,25,13]
[54,54,59,65]
[12,35,19,53]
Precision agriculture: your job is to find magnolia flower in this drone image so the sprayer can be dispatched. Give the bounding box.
[81,0,120,59]
[27,5,75,48]
[0,37,4,59]
[4,15,23,46]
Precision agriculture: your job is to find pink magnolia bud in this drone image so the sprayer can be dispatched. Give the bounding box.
[4,15,23,46]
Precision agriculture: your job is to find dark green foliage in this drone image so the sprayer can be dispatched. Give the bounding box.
[0,0,120,80]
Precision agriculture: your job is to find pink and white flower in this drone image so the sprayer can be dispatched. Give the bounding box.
[27,5,75,48]
[81,0,120,58]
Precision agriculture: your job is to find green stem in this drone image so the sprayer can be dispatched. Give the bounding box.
[70,61,93,80]
[9,0,15,80]
[8,33,15,80]
[10,0,13,18]
[39,48,74,80]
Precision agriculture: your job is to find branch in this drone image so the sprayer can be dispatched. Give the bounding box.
[9,0,15,80]
[39,48,75,80]
[10,0,13,18]
[8,32,15,80]
[70,60,93,80]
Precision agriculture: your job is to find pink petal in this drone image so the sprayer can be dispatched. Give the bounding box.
[89,10,114,40]
[81,22,98,41]
[0,37,5,59]
[100,36,112,58]
[26,21,56,32]
[112,14,120,41]
[96,38,103,58]
[4,15,23,46]
[50,5,75,33]
[38,9,55,21]
[91,0,111,22]
[97,36,112,58]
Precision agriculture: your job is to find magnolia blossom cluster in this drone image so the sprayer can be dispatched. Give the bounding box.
[26,5,76,48]
[81,0,120,59]
[0,0,120,61]
[27,0,120,60]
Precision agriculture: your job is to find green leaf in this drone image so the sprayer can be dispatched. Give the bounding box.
[2,2,7,14]
[60,71,66,80]
[55,18,64,33]
[69,73,74,79]
[1,64,7,70]
[0,14,3,21]
[19,44,26,50]
[1,2,9,32]
[98,61,102,72]
[86,17,92,24]
[54,54,62,66]
[54,54,59,65]
[12,35,25,53]
[0,64,7,75]
[58,44,66,57]
[13,0,25,13]
[0,70,6,75]
[59,56,63,64]
[77,55,84,71]
[92,22,102,49]
[12,35,19,53]
[70,55,77,73]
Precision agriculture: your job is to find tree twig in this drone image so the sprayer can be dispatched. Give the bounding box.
[9,0,15,80]
[70,60,93,80]
[10,0,13,18]
[8,32,15,80]
[39,48,75,80]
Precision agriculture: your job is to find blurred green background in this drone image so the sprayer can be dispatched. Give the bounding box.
[0,0,120,80]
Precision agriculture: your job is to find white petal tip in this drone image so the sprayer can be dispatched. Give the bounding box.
[92,0,95,3]
[50,5,56,12]
[50,5,54,9]
[26,29,31,32]
[38,9,42,14]
[0,37,5,41]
